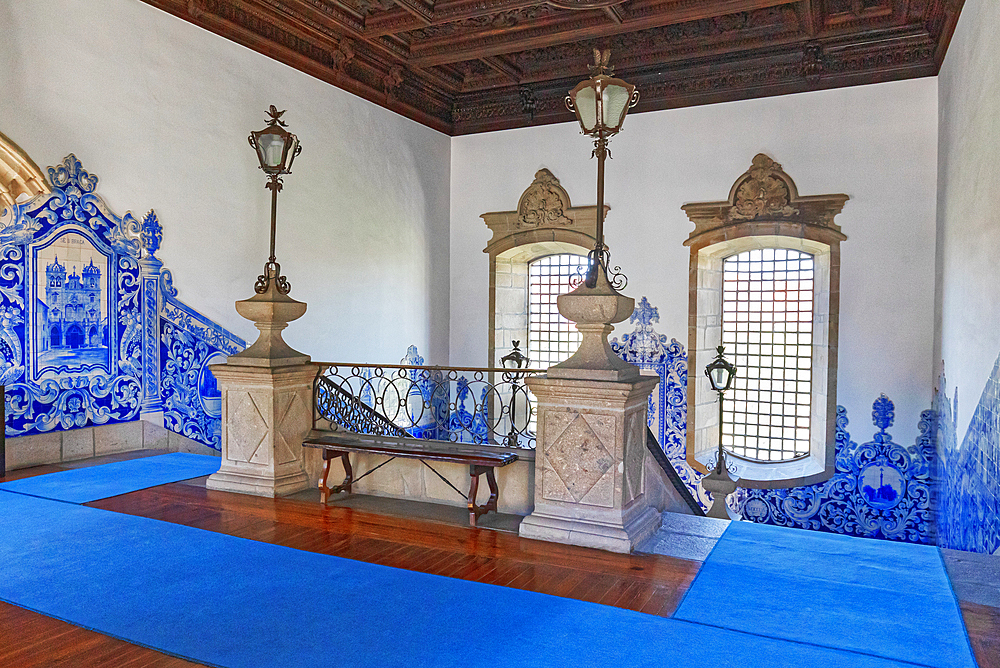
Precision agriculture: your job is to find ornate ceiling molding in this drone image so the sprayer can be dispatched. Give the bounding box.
[140,0,965,135]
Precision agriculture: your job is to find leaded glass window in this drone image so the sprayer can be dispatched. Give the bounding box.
[721,248,814,462]
[527,254,587,369]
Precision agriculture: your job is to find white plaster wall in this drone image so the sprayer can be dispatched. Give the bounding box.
[0,0,451,365]
[452,79,939,445]
[936,0,1000,434]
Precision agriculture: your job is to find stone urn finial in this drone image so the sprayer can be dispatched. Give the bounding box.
[546,262,638,381]
[228,265,309,367]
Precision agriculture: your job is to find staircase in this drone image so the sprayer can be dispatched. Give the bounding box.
[636,511,730,561]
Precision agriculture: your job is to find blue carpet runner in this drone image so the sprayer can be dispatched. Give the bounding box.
[0,490,941,668]
[0,452,219,503]
[674,521,977,668]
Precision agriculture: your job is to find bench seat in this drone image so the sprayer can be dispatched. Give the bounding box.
[303,430,518,526]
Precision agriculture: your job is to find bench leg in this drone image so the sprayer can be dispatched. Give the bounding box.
[468,465,500,527]
[319,451,352,504]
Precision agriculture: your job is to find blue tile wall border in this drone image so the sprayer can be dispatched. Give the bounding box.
[611,296,936,544]
[935,358,1000,554]
[611,297,710,511]
[733,397,936,544]
[0,154,245,449]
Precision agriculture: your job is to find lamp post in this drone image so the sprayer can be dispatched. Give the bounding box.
[248,105,302,296]
[702,345,739,519]
[565,49,639,288]
[500,341,529,448]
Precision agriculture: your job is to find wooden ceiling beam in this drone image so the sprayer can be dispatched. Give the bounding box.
[603,5,626,24]
[364,0,542,38]
[391,0,434,24]
[365,0,783,39]
[407,0,794,67]
[479,56,522,83]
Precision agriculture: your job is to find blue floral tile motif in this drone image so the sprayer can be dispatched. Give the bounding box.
[0,154,244,449]
[935,358,1000,554]
[159,271,244,450]
[733,396,936,544]
[610,297,711,511]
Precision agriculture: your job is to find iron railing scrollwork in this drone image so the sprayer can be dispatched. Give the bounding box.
[313,363,539,449]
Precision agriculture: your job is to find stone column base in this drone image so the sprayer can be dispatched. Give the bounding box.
[521,374,660,554]
[519,500,661,554]
[206,467,309,498]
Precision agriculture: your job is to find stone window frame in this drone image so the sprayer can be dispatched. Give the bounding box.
[481,169,602,367]
[682,154,849,488]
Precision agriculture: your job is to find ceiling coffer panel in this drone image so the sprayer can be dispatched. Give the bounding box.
[148,0,964,135]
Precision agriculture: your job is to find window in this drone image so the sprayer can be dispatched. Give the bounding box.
[527,254,587,369]
[722,248,814,462]
[682,154,848,487]
[481,168,600,371]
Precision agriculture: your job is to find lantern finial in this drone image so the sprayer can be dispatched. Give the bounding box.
[265,105,288,128]
[589,49,613,76]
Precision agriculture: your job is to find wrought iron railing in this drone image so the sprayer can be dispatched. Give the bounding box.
[313,363,540,449]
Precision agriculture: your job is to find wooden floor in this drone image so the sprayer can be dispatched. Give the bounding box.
[1,463,997,668]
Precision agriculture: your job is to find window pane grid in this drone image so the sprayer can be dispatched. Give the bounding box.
[721,248,814,462]
[528,254,586,370]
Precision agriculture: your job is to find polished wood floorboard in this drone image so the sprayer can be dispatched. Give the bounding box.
[2,461,998,667]
[89,483,703,615]
[961,601,1000,668]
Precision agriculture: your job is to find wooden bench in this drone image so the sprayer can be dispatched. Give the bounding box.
[302,430,519,526]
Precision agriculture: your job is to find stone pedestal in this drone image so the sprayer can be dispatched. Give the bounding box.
[519,264,661,553]
[520,375,661,553]
[206,278,312,497]
[701,467,739,520]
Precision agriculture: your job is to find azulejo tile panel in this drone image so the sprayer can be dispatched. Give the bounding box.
[0,155,244,449]
[935,359,1000,554]
[733,398,936,544]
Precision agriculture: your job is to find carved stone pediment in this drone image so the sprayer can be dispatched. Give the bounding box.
[516,169,572,229]
[682,153,849,249]
[729,154,799,221]
[482,168,604,256]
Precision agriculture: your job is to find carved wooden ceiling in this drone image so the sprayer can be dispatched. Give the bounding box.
[150,0,964,135]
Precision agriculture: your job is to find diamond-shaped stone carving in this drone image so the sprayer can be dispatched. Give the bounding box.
[624,412,644,503]
[229,392,269,463]
[274,391,309,465]
[546,413,614,503]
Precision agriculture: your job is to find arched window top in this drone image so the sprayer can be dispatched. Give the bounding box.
[0,131,49,214]
[682,153,848,252]
[482,169,602,368]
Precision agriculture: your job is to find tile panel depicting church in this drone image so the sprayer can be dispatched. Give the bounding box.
[0,154,245,465]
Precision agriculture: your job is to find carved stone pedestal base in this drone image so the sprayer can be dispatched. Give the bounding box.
[206,280,313,498]
[701,468,739,520]
[206,362,315,497]
[519,375,661,553]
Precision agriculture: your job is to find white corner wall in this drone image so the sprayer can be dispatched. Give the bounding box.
[936,0,1000,434]
[452,79,939,445]
[0,0,451,365]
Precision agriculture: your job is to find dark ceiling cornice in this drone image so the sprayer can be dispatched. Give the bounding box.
[143,0,965,135]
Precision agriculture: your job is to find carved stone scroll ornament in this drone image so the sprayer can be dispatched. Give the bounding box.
[682,153,849,248]
[516,169,572,229]
[729,154,799,221]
